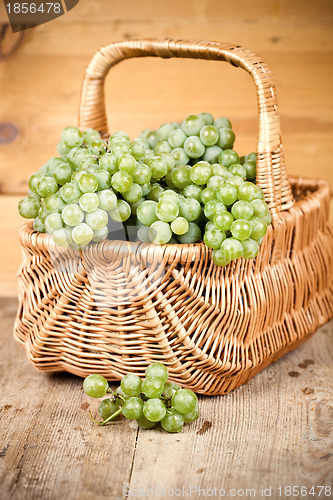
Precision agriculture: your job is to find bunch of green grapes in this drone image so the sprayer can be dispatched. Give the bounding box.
[83,362,199,433]
[18,114,271,266]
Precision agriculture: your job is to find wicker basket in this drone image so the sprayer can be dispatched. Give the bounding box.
[14,39,333,396]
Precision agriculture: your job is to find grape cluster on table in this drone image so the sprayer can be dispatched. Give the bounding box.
[18,113,272,266]
[83,363,199,433]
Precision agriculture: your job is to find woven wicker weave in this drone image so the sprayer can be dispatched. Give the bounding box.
[14,39,333,395]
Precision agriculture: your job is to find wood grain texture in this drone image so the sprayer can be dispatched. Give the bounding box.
[0,298,332,499]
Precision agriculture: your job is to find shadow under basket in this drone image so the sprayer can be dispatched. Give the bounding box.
[14,176,333,396]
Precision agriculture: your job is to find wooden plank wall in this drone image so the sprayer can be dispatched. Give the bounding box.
[0,0,332,295]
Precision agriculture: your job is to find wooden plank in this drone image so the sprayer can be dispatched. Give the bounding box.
[0,297,332,499]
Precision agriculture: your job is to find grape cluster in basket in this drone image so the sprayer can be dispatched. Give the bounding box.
[83,363,199,433]
[18,112,272,266]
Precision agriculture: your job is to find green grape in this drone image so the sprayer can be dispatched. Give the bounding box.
[217,127,235,149]
[183,404,199,423]
[203,228,226,249]
[245,152,257,163]
[244,161,256,180]
[203,145,222,163]
[264,210,272,225]
[204,201,226,221]
[159,190,180,204]
[92,226,108,243]
[249,217,268,240]
[216,183,238,206]
[147,131,159,149]
[220,237,243,261]
[115,386,130,405]
[99,153,119,174]
[136,225,150,243]
[148,221,172,245]
[83,374,109,398]
[218,149,240,168]
[227,175,244,189]
[171,217,189,235]
[79,192,99,213]
[181,114,206,136]
[157,123,175,141]
[83,128,101,145]
[79,173,98,194]
[109,200,131,222]
[69,148,93,169]
[207,175,226,190]
[199,125,219,146]
[143,398,167,422]
[121,374,142,397]
[38,206,49,222]
[118,153,136,173]
[141,182,151,196]
[170,148,189,166]
[231,219,252,240]
[163,382,181,399]
[183,136,205,159]
[136,415,157,429]
[111,171,133,193]
[132,164,152,185]
[242,238,259,259]
[28,172,43,194]
[89,139,107,155]
[156,199,179,222]
[98,398,120,420]
[212,248,231,266]
[53,227,73,247]
[111,141,129,159]
[37,176,58,198]
[144,149,155,163]
[148,157,168,180]
[146,183,164,202]
[130,140,146,160]
[178,222,201,244]
[183,185,202,201]
[190,161,211,185]
[44,213,64,234]
[214,117,232,129]
[213,212,234,232]
[61,126,83,148]
[228,164,247,179]
[205,221,216,231]
[200,187,216,205]
[137,200,159,226]
[109,131,130,146]
[238,181,261,202]
[140,129,152,140]
[33,217,45,233]
[62,204,84,226]
[199,112,214,125]
[38,164,48,176]
[161,408,184,433]
[72,222,93,245]
[94,170,112,191]
[251,199,270,219]
[168,128,187,148]
[28,189,42,201]
[80,159,98,172]
[123,183,142,204]
[171,165,192,189]
[159,152,175,171]
[145,362,169,382]
[155,140,172,155]
[57,141,71,157]
[46,157,65,176]
[210,163,229,177]
[71,170,86,183]
[85,209,108,230]
[171,388,198,414]
[44,193,66,213]
[179,198,201,222]
[53,163,72,185]
[60,181,82,203]
[18,196,40,219]
[142,377,165,398]
[231,200,254,220]
[122,397,144,420]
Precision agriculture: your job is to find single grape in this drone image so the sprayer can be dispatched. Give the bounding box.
[242,238,259,259]
[115,386,130,405]
[137,200,159,226]
[249,217,268,240]
[163,382,181,399]
[212,248,231,266]
[159,152,175,171]
[89,139,107,155]
[132,163,152,185]
[44,213,64,234]
[181,114,206,136]
[111,171,133,193]
[60,181,82,203]
[210,163,229,177]
[95,190,116,212]
[123,183,143,203]
[33,217,45,233]
[94,170,112,191]
[183,404,200,423]
[117,153,136,174]
[228,164,247,179]
[161,408,184,433]
[142,377,165,399]
[227,175,244,189]
[72,222,93,245]
[148,157,168,180]
[92,226,108,243]
[245,152,257,163]
[231,219,252,240]
[71,170,86,183]
[238,181,262,202]
[207,175,227,190]
[37,176,58,198]
[141,182,151,196]
[203,228,226,249]
[145,362,169,382]
[190,162,212,185]
[143,398,167,422]
[217,128,235,149]
[171,388,198,414]
[251,199,270,219]
[46,157,66,176]
[79,192,99,213]
[136,225,150,243]
[183,185,202,201]
[231,200,254,220]
[144,149,155,163]
[130,140,146,160]
[184,136,205,159]
[179,198,201,222]
[148,221,172,245]
[178,222,201,244]
[109,199,131,222]
[155,140,172,155]
[214,117,232,129]
[121,374,142,397]
[83,128,101,145]
[170,148,190,166]
[203,145,222,164]
[171,165,192,189]
[53,163,72,185]
[157,122,177,141]
[168,128,187,148]
[213,212,234,232]
[244,161,256,180]
[205,221,216,231]
[136,415,157,429]
[216,183,238,206]
[171,217,189,235]
[99,153,119,174]
[98,398,120,420]
[218,149,240,168]
[200,187,216,205]
[85,209,108,230]
[28,172,43,194]
[57,141,71,157]
[109,131,130,145]
[204,201,226,221]
[78,173,98,194]
[62,204,84,226]
[159,190,180,204]
[18,196,40,219]
[199,125,219,146]
[199,112,214,125]
[156,199,179,222]
[146,183,164,202]
[83,374,109,398]
[220,237,243,261]
[122,397,144,420]
[61,126,83,148]
[146,131,159,149]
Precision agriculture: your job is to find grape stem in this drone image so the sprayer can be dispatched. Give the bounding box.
[89,407,123,426]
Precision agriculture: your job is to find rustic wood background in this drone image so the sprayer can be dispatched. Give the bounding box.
[0,0,332,297]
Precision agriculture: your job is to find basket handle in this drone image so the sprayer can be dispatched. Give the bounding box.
[78,38,293,213]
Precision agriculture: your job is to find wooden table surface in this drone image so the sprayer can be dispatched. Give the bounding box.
[0,297,332,500]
